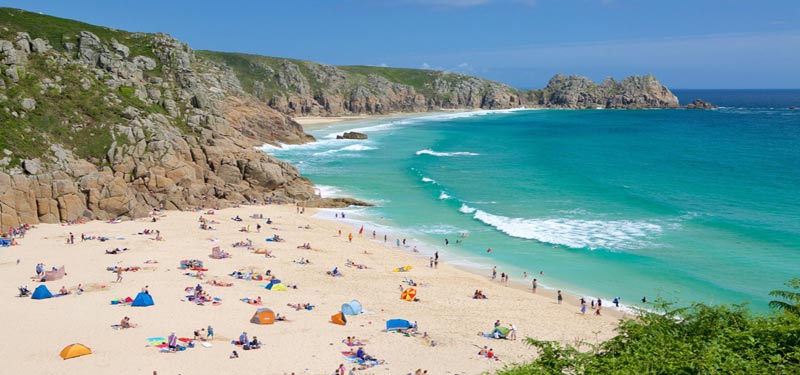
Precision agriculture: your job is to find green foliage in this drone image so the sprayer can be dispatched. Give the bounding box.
[769,278,800,315]
[496,288,800,375]
[0,7,156,58]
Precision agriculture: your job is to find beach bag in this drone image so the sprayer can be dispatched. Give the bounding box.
[243,345,250,350]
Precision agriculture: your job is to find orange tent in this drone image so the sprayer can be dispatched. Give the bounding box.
[60,343,92,359]
[250,308,275,325]
[401,287,417,301]
[330,312,347,326]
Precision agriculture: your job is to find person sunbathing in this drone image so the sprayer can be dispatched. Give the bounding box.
[120,316,137,328]
[327,267,341,277]
[59,286,70,295]
[275,313,287,322]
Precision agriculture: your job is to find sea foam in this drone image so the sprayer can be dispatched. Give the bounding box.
[313,144,377,156]
[464,208,661,250]
[421,177,437,184]
[438,191,451,200]
[416,149,480,157]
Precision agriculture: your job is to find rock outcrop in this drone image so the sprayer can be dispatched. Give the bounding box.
[336,132,368,140]
[685,99,717,109]
[528,74,679,109]
[0,8,316,227]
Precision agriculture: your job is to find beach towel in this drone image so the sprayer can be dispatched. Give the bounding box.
[147,337,167,345]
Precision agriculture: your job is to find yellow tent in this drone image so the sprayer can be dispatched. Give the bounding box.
[60,343,92,359]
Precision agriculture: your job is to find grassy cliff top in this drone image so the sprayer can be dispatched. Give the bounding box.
[197,50,513,99]
[0,7,156,58]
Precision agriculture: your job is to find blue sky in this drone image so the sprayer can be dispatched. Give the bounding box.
[3,0,799,88]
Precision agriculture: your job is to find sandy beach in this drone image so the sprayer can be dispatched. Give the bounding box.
[294,116,378,130]
[0,205,620,375]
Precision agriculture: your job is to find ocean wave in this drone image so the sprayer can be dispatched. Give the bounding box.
[416,149,480,157]
[258,139,338,154]
[463,208,661,250]
[313,144,377,156]
[438,191,451,200]
[415,224,465,235]
[314,185,344,198]
[421,177,437,184]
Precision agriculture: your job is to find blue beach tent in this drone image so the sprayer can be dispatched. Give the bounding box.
[341,300,362,316]
[0,238,11,247]
[386,319,411,331]
[31,285,53,300]
[131,292,154,307]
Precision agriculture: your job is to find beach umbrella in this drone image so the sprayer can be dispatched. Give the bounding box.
[401,287,417,301]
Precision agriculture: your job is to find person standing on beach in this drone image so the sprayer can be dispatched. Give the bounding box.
[384,234,387,243]
[492,267,497,280]
[613,297,620,308]
[557,290,563,304]
[348,233,353,243]
[115,267,123,283]
[429,257,433,268]
[580,298,587,314]
[434,259,438,268]
[372,230,376,239]
[532,278,537,293]
[523,272,527,279]
[207,325,214,340]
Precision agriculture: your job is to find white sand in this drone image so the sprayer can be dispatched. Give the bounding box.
[0,205,620,374]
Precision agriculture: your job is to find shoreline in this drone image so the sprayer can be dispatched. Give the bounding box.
[291,109,514,132]
[293,113,640,320]
[1,204,620,374]
[312,209,635,321]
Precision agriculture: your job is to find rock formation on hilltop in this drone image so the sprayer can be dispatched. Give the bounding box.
[528,74,680,109]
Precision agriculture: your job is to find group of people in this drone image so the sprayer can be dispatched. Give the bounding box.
[477,345,499,360]
[473,290,488,299]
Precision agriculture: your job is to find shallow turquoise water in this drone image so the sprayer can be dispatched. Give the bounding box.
[264,96,800,312]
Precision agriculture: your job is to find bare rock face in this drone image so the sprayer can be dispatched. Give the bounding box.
[530,74,680,109]
[685,99,717,109]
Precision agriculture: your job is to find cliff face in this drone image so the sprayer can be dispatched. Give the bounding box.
[528,74,679,109]
[0,9,316,227]
[197,52,524,116]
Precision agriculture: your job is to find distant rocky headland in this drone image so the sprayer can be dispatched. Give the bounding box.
[0,8,687,227]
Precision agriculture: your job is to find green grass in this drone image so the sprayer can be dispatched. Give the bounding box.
[0,7,157,58]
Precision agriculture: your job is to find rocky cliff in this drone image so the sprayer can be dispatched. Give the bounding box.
[0,8,316,227]
[527,74,679,109]
[197,52,524,116]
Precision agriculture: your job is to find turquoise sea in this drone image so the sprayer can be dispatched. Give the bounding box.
[264,90,800,312]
